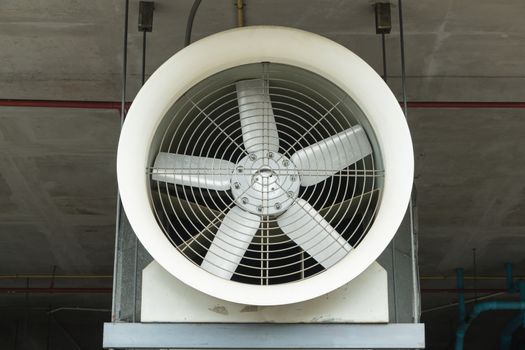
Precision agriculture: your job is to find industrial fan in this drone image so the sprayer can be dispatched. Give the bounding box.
[117,26,413,306]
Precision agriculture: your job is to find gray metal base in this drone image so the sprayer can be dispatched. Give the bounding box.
[103,322,425,349]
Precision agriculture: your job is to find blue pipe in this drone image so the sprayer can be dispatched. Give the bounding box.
[500,312,524,350]
[455,265,525,350]
[500,280,525,350]
[455,301,525,350]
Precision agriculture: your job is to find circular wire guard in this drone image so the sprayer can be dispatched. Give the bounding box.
[147,62,384,285]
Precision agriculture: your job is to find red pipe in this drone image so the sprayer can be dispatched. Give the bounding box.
[421,288,507,294]
[405,101,525,109]
[1,99,525,111]
[0,287,112,294]
[0,99,131,111]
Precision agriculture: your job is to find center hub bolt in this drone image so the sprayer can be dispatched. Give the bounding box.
[230,151,300,216]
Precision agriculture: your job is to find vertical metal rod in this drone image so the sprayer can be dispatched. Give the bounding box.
[409,197,419,323]
[142,31,147,85]
[398,0,419,323]
[391,238,398,323]
[381,33,387,82]
[111,0,129,322]
[132,233,138,323]
[260,219,264,286]
[133,20,149,324]
[398,0,408,116]
[236,0,245,27]
[265,217,269,285]
[120,0,129,127]
[184,0,202,47]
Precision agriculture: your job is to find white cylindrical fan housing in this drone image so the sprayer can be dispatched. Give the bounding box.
[117,26,413,306]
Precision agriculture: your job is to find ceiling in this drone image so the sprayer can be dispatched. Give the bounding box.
[1,1,525,347]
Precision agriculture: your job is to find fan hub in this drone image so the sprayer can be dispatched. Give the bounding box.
[231,151,300,216]
[256,166,274,178]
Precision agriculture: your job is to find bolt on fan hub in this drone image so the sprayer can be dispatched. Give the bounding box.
[231,151,300,216]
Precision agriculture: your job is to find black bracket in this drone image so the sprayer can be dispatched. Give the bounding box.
[139,1,155,32]
[374,2,392,34]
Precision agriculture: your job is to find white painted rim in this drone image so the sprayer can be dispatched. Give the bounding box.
[117,26,413,306]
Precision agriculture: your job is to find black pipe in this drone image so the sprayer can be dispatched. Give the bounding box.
[381,33,387,82]
[184,0,202,47]
[120,0,129,124]
[112,0,129,322]
[142,31,147,85]
[398,0,408,117]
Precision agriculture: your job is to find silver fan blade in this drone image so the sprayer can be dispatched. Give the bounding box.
[290,125,372,186]
[201,206,261,279]
[277,198,351,269]
[236,79,279,153]
[152,153,235,190]
[319,189,379,222]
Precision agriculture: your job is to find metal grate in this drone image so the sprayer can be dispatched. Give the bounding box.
[147,63,383,285]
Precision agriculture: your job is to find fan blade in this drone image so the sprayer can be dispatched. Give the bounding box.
[236,79,279,153]
[290,125,372,186]
[201,206,261,279]
[277,198,351,269]
[152,153,235,190]
[319,189,379,222]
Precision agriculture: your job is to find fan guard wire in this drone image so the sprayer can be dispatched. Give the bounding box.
[147,63,383,285]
